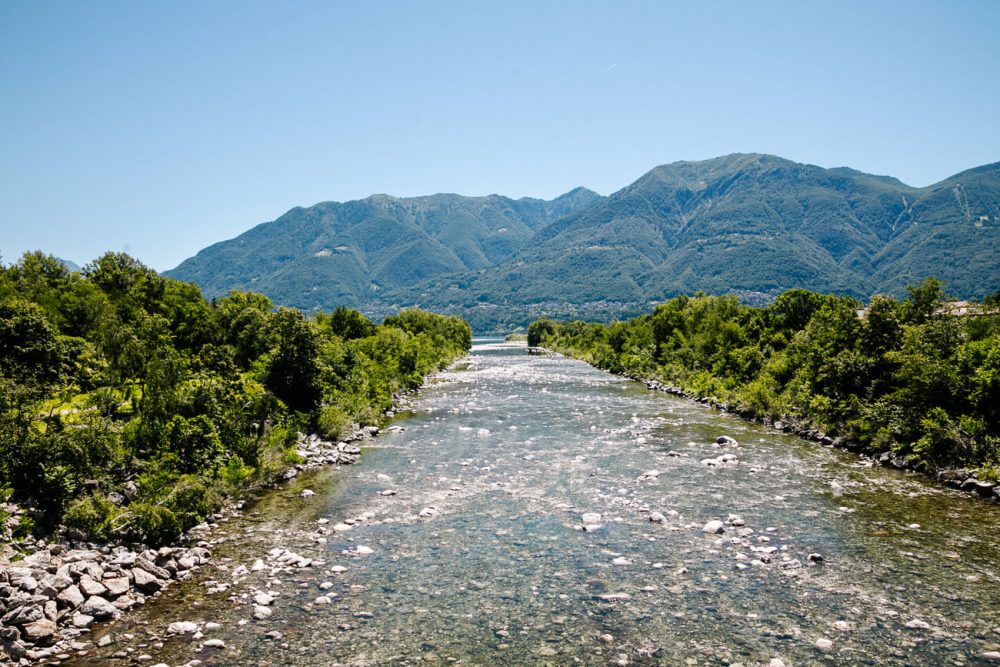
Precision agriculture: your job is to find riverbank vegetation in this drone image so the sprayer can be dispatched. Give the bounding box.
[0,252,471,546]
[528,280,1000,477]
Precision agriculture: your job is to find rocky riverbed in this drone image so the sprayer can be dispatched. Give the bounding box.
[10,340,1000,666]
[0,427,376,665]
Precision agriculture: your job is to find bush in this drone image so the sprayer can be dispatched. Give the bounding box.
[63,494,117,540]
[317,405,352,441]
[116,502,181,546]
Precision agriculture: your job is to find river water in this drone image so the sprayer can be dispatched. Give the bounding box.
[71,341,1000,666]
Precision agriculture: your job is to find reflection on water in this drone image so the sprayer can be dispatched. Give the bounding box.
[71,341,1000,666]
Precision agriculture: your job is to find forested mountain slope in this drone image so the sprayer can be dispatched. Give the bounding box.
[169,155,1000,330]
[165,188,602,311]
[391,155,1000,328]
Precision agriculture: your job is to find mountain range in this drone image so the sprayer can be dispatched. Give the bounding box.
[166,154,1000,331]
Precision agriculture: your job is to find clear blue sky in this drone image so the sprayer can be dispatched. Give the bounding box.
[2,1,999,271]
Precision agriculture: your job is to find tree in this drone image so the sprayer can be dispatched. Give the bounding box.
[902,277,945,324]
[320,306,375,340]
[265,308,322,413]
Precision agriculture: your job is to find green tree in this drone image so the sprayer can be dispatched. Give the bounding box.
[266,308,322,413]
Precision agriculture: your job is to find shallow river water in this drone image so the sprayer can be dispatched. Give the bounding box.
[71,341,1000,666]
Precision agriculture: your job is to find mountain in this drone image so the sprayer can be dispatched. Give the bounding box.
[167,154,1000,331]
[165,188,603,311]
[381,154,1000,328]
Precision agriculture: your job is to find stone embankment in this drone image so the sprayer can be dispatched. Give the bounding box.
[0,428,374,665]
[640,378,1000,501]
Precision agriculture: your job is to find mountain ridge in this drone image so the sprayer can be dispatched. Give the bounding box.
[166,154,1000,330]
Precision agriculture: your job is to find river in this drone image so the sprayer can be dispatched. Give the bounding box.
[69,340,1000,666]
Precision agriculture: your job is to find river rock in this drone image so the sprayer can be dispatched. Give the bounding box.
[649,512,667,524]
[716,436,739,446]
[3,604,43,626]
[78,575,108,597]
[16,575,38,593]
[143,559,172,581]
[976,651,1000,662]
[354,546,374,556]
[252,605,272,620]
[71,613,94,628]
[816,637,833,651]
[581,513,601,524]
[79,595,117,620]
[314,596,332,605]
[253,592,274,606]
[703,520,725,534]
[20,618,57,642]
[168,621,199,634]
[37,573,73,598]
[418,507,438,518]
[132,567,162,594]
[300,489,315,498]
[55,583,85,609]
[905,619,931,630]
[203,638,225,648]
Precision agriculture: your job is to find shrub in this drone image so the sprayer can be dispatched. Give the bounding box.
[116,502,182,546]
[317,405,352,441]
[63,494,117,541]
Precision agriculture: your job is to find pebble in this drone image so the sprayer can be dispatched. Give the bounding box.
[202,639,226,648]
[703,520,725,534]
[354,546,374,556]
[816,637,833,650]
[300,489,315,498]
[906,619,932,630]
[314,596,332,605]
[167,621,199,635]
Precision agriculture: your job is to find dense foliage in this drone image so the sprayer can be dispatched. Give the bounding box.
[528,279,1000,476]
[0,251,471,545]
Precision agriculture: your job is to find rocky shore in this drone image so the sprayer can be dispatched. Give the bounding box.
[0,427,375,666]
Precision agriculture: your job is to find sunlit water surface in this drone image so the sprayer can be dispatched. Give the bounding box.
[70,341,1000,666]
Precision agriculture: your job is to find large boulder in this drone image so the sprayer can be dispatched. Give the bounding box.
[79,596,117,620]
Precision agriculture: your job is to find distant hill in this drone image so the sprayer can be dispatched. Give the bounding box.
[167,154,1000,330]
[165,188,602,311]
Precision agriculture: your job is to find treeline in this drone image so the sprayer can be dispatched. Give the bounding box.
[0,251,471,545]
[528,279,1000,476]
